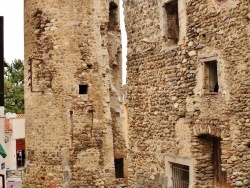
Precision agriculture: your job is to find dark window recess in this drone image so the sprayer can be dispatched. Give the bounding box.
[204,60,219,93]
[108,1,118,31]
[79,85,88,94]
[114,158,124,178]
[163,0,179,43]
[171,163,189,188]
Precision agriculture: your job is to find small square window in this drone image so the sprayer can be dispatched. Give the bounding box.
[204,60,219,93]
[79,85,88,94]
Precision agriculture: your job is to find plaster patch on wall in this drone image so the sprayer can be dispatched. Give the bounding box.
[175,118,192,157]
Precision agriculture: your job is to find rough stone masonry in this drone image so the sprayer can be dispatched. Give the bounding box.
[124,0,249,187]
[23,0,126,187]
[23,0,250,187]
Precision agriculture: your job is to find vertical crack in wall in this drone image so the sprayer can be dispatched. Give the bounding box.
[108,1,126,156]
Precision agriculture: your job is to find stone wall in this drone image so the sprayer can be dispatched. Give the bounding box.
[23,0,126,187]
[124,0,249,187]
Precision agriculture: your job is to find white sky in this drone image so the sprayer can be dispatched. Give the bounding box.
[120,1,127,84]
[0,0,24,64]
[0,0,127,83]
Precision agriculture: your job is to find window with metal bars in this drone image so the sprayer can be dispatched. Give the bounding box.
[171,162,189,188]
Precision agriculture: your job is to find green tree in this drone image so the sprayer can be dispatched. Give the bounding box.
[4,59,24,113]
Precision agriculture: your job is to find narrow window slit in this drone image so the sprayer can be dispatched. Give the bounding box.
[108,2,118,31]
[163,0,179,44]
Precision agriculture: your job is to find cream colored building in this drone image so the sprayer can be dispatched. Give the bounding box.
[0,107,6,188]
[4,113,25,172]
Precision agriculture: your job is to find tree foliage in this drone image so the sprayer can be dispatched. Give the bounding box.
[4,59,24,113]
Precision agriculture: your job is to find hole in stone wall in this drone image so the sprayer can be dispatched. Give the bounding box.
[114,158,124,178]
[108,1,118,31]
[87,64,93,69]
[79,85,88,94]
[204,60,218,93]
[163,0,179,44]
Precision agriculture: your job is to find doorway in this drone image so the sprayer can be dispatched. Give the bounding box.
[197,134,230,187]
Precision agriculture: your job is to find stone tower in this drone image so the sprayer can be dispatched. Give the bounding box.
[24,0,126,187]
[124,0,249,187]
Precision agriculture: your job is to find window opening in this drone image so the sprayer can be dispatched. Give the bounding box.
[108,2,118,31]
[171,163,189,188]
[79,85,88,94]
[114,158,124,178]
[163,0,179,44]
[204,60,218,93]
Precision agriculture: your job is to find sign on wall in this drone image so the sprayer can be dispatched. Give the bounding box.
[1,163,5,170]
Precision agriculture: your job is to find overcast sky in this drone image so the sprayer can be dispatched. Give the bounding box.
[0,0,24,64]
